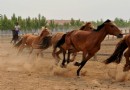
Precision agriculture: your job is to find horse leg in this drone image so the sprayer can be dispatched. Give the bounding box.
[67,48,77,64]
[17,44,25,55]
[36,49,43,58]
[38,49,44,58]
[124,48,130,71]
[52,45,62,63]
[52,47,56,58]
[70,52,77,62]
[60,49,66,68]
[76,52,93,76]
[66,50,71,64]
[55,49,62,60]
[28,48,33,56]
[40,52,44,58]
[53,48,62,65]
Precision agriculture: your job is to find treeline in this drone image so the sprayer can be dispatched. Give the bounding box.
[0,14,130,31]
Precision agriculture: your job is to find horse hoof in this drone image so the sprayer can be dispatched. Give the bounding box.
[74,62,80,66]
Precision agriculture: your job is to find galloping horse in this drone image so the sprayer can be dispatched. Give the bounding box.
[15,27,52,56]
[56,19,123,76]
[104,34,130,72]
[52,22,94,65]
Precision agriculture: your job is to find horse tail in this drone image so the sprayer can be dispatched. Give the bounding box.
[56,30,76,47]
[14,38,22,47]
[55,34,66,48]
[104,39,127,64]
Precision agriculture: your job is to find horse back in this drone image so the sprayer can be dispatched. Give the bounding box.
[68,30,93,50]
[21,34,37,46]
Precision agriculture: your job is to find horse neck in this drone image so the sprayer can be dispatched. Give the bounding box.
[93,27,108,45]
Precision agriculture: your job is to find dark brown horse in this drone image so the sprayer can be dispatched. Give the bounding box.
[56,19,123,76]
[104,34,130,72]
[52,22,94,65]
[15,27,52,56]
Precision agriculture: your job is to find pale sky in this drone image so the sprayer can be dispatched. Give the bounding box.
[0,0,130,21]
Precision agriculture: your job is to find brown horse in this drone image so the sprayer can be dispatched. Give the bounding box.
[56,19,123,76]
[52,22,95,65]
[104,34,130,72]
[15,27,52,56]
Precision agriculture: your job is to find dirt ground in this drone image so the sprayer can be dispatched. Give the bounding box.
[0,37,130,90]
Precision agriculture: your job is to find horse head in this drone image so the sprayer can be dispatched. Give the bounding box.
[103,19,123,38]
[80,22,95,31]
[40,27,52,38]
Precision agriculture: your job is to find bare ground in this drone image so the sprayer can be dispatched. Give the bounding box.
[0,37,130,90]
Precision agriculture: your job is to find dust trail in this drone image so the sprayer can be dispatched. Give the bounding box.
[1,42,130,82]
[51,63,87,77]
[107,63,130,82]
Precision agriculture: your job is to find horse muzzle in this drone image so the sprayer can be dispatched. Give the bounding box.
[117,34,123,38]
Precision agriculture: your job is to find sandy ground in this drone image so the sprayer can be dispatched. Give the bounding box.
[0,37,130,90]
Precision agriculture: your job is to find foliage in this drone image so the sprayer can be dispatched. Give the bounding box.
[0,14,130,31]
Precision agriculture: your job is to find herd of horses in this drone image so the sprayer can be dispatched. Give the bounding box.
[11,19,130,76]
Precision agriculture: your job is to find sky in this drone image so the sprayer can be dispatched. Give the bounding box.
[0,0,130,21]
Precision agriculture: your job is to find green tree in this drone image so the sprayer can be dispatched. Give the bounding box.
[48,20,56,30]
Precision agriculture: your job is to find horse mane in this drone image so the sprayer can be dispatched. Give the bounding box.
[93,19,111,32]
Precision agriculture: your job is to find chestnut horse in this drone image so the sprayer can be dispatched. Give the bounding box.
[52,22,94,65]
[56,19,123,76]
[104,34,130,72]
[15,27,52,56]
